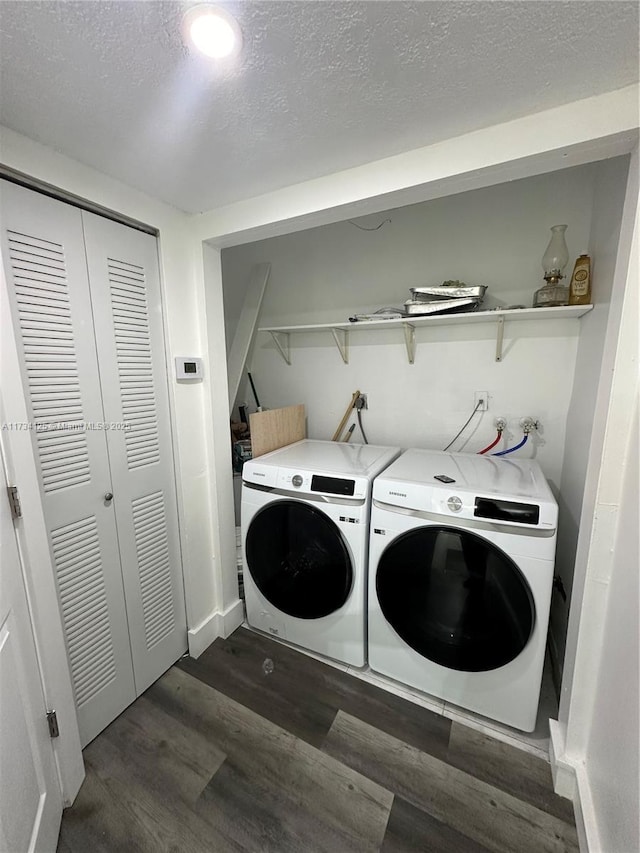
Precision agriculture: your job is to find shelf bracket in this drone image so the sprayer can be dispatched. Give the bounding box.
[402,323,416,364]
[330,328,349,364]
[269,331,291,365]
[495,316,505,362]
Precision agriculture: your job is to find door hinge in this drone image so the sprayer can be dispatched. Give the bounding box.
[46,710,59,738]
[7,485,22,520]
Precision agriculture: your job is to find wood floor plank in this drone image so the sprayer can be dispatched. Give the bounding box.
[180,626,451,757]
[322,710,579,853]
[178,628,336,747]
[83,730,236,853]
[99,694,226,803]
[196,759,304,853]
[57,757,186,853]
[148,666,394,851]
[381,795,492,853]
[197,755,391,853]
[66,686,234,853]
[56,770,124,853]
[447,722,575,824]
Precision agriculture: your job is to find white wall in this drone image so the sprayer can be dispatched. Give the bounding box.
[550,156,630,683]
[0,127,223,653]
[202,244,241,613]
[222,165,596,486]
[548,147,638,851]
[557,148,639,735]
[585,396,639,853]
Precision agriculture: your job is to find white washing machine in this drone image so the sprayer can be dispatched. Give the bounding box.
[242,439,400,667]
[368,448,558,731]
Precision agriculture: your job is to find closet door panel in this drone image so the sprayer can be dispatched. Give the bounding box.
[82,212,187,694]
[0,181,137,746]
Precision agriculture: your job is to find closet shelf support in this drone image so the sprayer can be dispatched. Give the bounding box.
[269,331,291,365]
[403,323,416,364]
[331,328,349,364]
[495,316,505,362]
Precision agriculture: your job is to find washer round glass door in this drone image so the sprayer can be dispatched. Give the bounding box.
[376,526,535,672]
[246,500,353,619]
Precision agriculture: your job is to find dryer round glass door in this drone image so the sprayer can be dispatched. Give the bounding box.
[246,500,353,619]
[376,526,535,672]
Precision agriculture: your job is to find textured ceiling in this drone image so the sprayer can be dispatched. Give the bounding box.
[1,1,638,214]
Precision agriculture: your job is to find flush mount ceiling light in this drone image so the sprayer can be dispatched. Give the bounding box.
[183,4,242,59]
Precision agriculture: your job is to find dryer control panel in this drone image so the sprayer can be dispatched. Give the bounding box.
[276,469,359,497]
[243,462,368,499]
[311,475,355,496]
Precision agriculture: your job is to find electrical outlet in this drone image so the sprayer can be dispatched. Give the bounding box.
[494,416,507,432]
[356,393,368,410]
[474,391,488,412]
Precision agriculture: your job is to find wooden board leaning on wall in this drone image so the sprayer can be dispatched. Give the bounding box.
[250,404,306,458]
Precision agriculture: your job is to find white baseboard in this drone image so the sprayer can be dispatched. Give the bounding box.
[187,610,220,658]
[549,719,577,800]
[187,598,245,658]
[575,765,601,853]
[549,719,599,852]
[221,597,245,637]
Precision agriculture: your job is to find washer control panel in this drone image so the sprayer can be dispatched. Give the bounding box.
[278,471,312,491]
[447,496,463,513]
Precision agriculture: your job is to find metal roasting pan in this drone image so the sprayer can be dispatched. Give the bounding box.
[403,297,481,316]
[410,285,487,301]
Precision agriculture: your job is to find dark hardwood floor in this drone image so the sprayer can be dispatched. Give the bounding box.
[58,627,578,853]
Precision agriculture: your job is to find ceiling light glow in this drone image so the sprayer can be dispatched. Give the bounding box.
[184,5,242,59]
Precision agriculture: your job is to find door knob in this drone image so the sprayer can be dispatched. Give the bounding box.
[104,492,113,502]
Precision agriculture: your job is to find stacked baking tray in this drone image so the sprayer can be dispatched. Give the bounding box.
[404,284,487,316]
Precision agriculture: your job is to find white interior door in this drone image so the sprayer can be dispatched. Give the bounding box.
[0,446,63,852]
[82,212,187,694]
[0,181,136,746]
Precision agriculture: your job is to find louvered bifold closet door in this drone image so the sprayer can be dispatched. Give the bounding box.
[0,181,136,746]
[82,213,187,695]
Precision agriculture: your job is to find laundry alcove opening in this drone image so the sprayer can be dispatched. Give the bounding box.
[219,153,631,703]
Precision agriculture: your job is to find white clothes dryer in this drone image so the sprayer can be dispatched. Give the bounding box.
[368,448,558,731]
[242,439,400,667]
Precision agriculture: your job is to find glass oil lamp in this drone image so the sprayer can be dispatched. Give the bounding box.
[533,224,570,308]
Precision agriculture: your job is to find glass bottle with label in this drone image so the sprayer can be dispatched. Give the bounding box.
[568,254,592,305]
